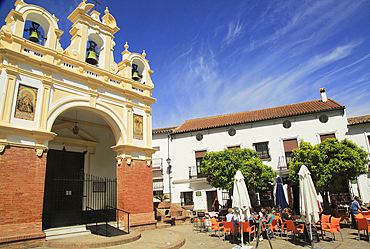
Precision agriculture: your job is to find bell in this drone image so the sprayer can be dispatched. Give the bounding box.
[132,71,140,81]
[28,31,40,43]
[132,64,141,81]
[85,40,98,65]
[86,51,98,65]
[24,22,45,43]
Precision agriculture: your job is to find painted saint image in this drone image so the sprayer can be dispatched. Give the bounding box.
[14,84,38,121]
[16,92,34,113]
[133,114,143,140]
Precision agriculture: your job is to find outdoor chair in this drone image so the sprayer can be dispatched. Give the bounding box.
[359,211,370,219]
[356,218,370,242]
[223,221,237,242]
[210,217,223,237]
[193,217,199,231]
[239,221,256,243]
[316,213,331,239]
[286,220,304,243]
[322,217,343,241]
[354,213,364,219]
[280,219,287,238]
[193,217,205,232]
[265,219,279,238]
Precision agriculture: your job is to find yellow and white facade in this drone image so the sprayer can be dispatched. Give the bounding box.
[0,0,157,246]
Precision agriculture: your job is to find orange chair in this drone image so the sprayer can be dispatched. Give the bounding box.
[193,217,199,231]
[315,214,331,239]
[356,218,370,242]
[239,221,256,243]
[265,219,279,237]
[280,221,287,238]
[359,211,370,219]
[286,220,304,243]
[210,217,224,237]
[355,213,364,219]
[322,217,343,241]
[223,221,238,241]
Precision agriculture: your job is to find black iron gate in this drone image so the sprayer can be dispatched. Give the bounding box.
[43,173,117,229]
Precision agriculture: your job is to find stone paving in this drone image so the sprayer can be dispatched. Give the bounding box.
[34,223,370,248]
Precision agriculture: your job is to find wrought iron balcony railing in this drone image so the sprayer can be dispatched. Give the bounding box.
[152,158,163,171]
[188,166,204,179]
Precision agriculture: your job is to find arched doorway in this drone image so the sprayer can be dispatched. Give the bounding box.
[42,108,117,229]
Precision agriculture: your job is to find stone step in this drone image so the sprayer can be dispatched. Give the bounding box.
[44,225,91,240]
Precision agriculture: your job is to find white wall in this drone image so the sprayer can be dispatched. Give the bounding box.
[153,109,349,210]
[347,123,370,203]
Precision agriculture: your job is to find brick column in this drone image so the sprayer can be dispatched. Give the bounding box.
[117,159,156,231]
[0,146,46,247]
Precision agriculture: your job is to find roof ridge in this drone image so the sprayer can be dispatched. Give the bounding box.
[184,98,335,122]
[173,97,345,134]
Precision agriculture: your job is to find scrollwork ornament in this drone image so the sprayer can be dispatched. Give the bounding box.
[35,148,44,157]
[116,156,122,166]
[0,144,5,153]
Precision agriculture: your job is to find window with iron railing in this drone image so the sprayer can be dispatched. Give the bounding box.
[152,158,163,171]
[153,179,164,190]
[254,142,270,159]
[180,191,194,206]
[196,157,204,178]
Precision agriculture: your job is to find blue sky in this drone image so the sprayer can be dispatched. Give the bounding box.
[1,0,370,129]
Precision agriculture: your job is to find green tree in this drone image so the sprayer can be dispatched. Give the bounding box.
[201,148,276,196]
[289,138,369,213]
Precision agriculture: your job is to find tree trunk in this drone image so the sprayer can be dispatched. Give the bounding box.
[321,191,330,214]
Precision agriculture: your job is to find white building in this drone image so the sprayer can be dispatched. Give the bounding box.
[152,88,370,212]
[347,115,370,203]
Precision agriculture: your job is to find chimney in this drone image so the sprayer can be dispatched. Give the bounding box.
[320,88,327,102]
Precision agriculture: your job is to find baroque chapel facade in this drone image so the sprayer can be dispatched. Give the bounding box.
[0,0,156,247]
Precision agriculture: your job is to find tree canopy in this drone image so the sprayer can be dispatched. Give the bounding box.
[289,138,369,193]
[201,148,276,192]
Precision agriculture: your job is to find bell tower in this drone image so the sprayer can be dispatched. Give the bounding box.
[0,0,156,247]
[65,0,119,72]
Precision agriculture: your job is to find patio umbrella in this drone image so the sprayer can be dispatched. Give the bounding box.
[232,170,252,248]
[275,176,288,213]
[299,165,320,244]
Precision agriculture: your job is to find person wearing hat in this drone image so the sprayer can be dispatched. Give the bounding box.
[350,196,361,229]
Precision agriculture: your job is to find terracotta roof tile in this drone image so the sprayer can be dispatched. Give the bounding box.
[348,115,370,126]
[173,99,344,134]
[152,126,179,135]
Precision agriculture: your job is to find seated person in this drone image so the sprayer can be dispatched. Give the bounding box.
[281,208,291,223]
[262,207,274,236]
[226,208,239,228]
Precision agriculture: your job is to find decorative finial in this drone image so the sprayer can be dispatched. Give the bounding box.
[124,41,129,51]
[105,7,109,14]
[142,50,146,58]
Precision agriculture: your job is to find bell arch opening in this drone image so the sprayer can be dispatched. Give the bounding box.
[22,12,51,47]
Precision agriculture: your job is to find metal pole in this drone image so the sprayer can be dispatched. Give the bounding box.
[167,132,171,202]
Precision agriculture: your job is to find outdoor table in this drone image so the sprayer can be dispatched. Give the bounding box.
[205,212,219,218]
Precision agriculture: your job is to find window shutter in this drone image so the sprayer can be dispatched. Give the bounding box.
[283,139,298,152]
[195,150,206,158]
[320,133,336,142]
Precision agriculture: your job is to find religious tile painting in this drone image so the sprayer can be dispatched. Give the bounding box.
[133,114,143,140]
[14,84,38,121]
